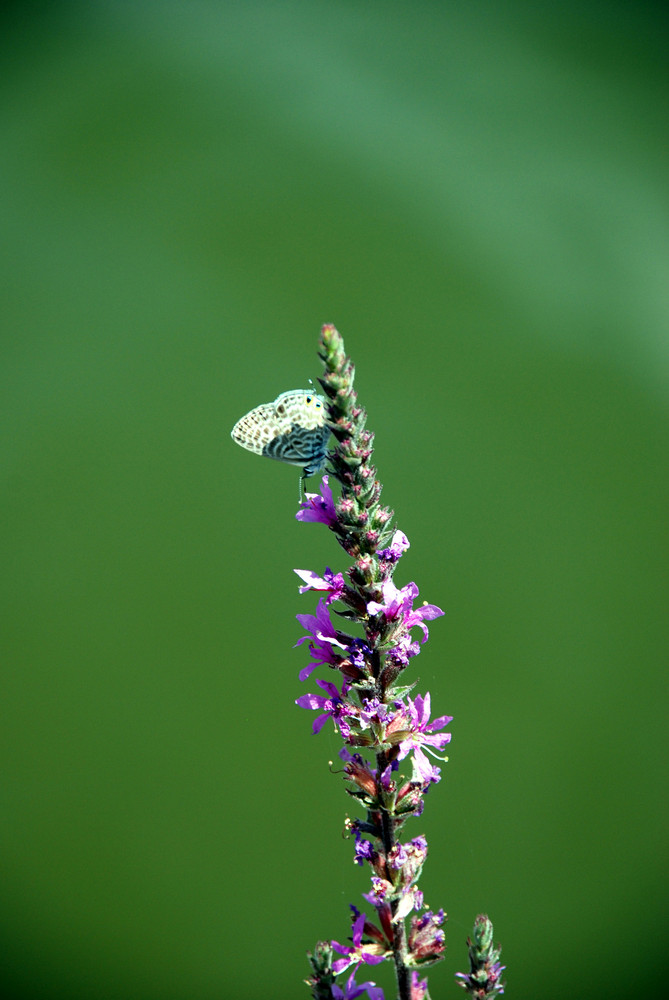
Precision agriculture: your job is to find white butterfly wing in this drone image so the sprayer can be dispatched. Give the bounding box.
[231,390,330,476]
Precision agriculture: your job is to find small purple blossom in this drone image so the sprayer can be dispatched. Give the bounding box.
[357,697,393,731]
[332,912,387,974]
[296,475,338,526]
[403,598,444,641]
[296,677,350,734]
[353,836,376,867]
[385,634,421,668]
[410,834,427,853]
[407,908,446,963]
[410,971,428,999]
[348,638,372,672]
[368,876,393,903]
[388,843,408,870]
[378,762,396,791]
[378,529,410,563]
[294,566,346,604]
[388,836,427,884]
[387,837,429,915]
[295,597,350,680]
[368,580,444,644]
[394,693,453,766]
[332,971,386,1000]
[410,749,442,787]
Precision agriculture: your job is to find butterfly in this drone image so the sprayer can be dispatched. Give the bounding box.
[231,390,331,478]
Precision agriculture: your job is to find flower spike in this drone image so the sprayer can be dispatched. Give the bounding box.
[290,327,503,1000]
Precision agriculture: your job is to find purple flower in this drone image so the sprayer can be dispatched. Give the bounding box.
[357,696,393,730]
[395,693,453,766]
[296,678,350,734]
[410,971,428,999]
[332,912,387,974]
[367,876,393,904]
[410,749,442,787]
[378,762,396,791]
[389,838,428,909]
[386,635,421,668]
[388,843,407,870]
[353,836,376,867]
[296,475,338,526]
[295,598,349,680]
[366,579,409,621]
[404,599,444,641]
[332,972,386,1000]
[294,566,346,604]
[348,638,372,672]
[377,529,410,563]
[407,908,446,963]
[368,580,444,644]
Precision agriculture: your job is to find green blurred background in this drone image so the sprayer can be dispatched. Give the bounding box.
[1,1,667,998]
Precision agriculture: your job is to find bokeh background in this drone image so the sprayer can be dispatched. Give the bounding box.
[2,1,667,998]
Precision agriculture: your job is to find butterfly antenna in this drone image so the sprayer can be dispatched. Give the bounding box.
[298,475,304,504]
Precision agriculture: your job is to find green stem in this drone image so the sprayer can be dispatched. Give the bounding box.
[377,750,411,1000]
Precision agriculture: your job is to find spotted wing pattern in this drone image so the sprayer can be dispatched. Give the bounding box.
[231,390,331,477]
